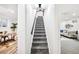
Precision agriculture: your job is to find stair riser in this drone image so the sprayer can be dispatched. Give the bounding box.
[35,28,45,30]
[35,29,45,31]
[33,41,47,43]
[32,43,48,46]
[33,37,46,40]
[34,33,46,35]
[35,23,44,24]
[35,27,44,28]
[33,39,47,41]
[32,46,48,49]
[36,24,44,26]
[34,35,46,37]
[35,26,44,27]
[34,30,45,33]
[31,49,49,54]
[34,31,45,33]
[36,23,44,24]
[35,26,44,28]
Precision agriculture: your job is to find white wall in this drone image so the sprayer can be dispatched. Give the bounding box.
[25,5,36,54]
[17,4,26,54]
[44,5,60,54]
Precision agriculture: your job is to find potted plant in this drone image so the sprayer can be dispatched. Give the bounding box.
[10,23,17,31]
[10,23,17,41]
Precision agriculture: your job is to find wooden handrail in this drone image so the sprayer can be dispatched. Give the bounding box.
[31,12,37,35]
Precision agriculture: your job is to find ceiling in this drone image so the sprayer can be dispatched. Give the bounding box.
[55,4,79,22]
[0,4,17,20]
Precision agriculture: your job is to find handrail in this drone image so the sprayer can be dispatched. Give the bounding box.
[31,8,45,35]
[31,11,37,35]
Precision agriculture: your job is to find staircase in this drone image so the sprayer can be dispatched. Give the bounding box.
[31,16,49,54]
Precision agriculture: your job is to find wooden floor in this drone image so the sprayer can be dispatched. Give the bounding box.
[0,40,16,54]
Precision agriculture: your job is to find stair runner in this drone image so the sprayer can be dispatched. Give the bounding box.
[31,16,49,54]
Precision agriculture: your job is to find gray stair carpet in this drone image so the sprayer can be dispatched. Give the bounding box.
[31,16,49,54]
